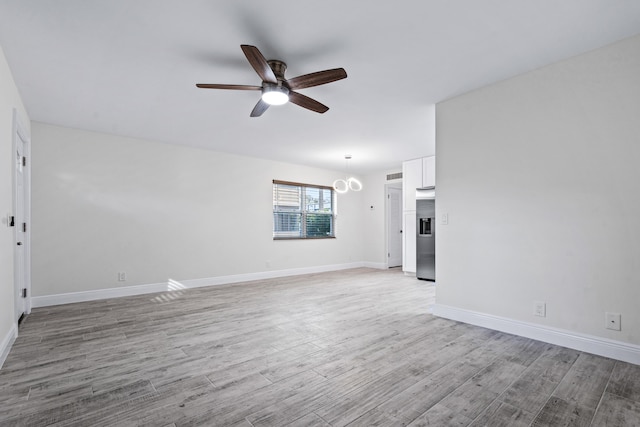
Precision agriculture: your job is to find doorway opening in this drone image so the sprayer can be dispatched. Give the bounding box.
[386,183,402,268]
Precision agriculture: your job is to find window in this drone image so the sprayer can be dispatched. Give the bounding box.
[273,180,335,239]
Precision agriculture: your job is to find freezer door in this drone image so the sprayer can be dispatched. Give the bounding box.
[416,199,435,280]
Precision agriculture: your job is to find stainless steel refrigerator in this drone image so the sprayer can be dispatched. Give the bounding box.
[416,188,435,281]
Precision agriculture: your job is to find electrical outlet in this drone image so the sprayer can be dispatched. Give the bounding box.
[118,272,126,282]
[605,312,621,331]
[534,301,546,317]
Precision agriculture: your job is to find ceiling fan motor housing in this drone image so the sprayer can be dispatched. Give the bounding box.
[267,60,287,81]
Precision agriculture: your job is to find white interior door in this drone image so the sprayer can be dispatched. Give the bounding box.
[387,186,402,267]
[14,124,27,322]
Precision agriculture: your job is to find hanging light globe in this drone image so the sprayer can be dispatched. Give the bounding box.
[333,179,349,193]
[347,177,362,191]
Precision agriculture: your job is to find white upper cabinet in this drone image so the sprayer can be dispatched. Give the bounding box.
[422,156,436,188]
[402,156,436,211]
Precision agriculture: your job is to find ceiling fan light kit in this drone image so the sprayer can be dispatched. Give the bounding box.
[196,45,347,117]
[261,84,289,105]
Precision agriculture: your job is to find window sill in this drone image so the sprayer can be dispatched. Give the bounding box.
[273,236,336,240]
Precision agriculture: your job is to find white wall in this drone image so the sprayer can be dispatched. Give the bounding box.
[0,44,30,361]
[31,122,367,296]
[436,34,640,345]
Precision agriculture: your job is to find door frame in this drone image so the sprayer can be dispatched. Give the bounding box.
[12,109,31,320]
[385,182,403,268]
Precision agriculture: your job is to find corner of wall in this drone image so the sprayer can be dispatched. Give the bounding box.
[0,322,17,369]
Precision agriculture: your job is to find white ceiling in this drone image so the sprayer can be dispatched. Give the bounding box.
[1,1,640,174]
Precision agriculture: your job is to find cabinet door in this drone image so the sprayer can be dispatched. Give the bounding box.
[422,156,436,188]
[402,158,422,211]
[403,211,417,273]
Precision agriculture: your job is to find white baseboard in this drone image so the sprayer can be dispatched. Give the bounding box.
[432,304,640,366]
[0,323,18,369]
[362,262,387,270]
[32,282,168,307]
[180,262,366,289]
[31,262,371,308]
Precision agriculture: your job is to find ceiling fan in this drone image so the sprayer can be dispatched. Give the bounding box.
[196,45,347,117]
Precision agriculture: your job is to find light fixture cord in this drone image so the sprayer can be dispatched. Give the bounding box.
[345,155,351,179]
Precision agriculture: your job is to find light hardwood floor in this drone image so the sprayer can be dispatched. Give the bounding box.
[1,268,639,426]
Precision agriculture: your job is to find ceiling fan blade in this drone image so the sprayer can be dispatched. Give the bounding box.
[241,45,277,84]
[196,83,261,90]
[288,91,329,114]
[250,99,270,117]
[287,68,347,90]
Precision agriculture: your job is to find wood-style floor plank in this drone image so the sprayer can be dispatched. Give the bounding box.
[555,353,615,405]
[530,396,594,427]
[590,392,640,426]
[0,268,637,426]
[606,361,640,402]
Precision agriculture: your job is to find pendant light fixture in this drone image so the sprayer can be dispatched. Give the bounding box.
[333,155,363,194]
